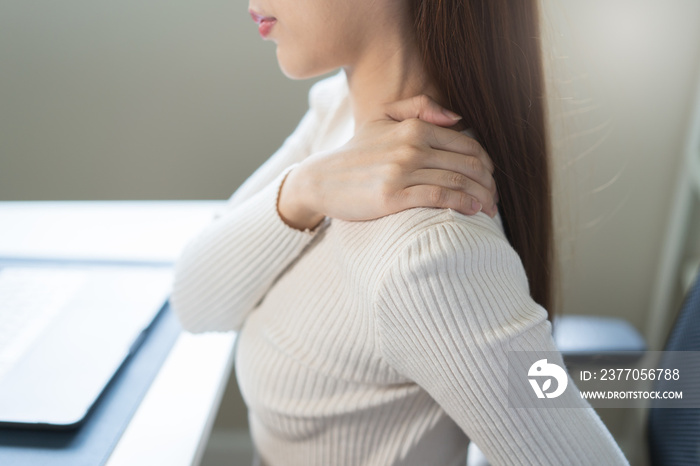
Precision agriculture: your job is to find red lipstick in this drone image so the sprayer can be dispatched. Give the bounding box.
[249,10,277,39]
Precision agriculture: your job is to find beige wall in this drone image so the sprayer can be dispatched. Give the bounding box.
[2,1,699,463]
[0,0,333,201]
[543,0,700,336]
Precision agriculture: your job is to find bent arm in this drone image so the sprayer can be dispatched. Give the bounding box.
[170,74,345,333]
[374,218,630,465]
[171,162,326,333]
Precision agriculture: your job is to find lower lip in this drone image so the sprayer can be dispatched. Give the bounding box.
[258,19,276,38]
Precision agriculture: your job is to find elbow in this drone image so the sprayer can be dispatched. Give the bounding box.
[170,249,246,334]
[170,242,207,333]
[170,276,243,334]
[170,269,212,334]
[170,288,208,334]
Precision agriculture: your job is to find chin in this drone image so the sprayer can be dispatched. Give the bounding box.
[276,48,338,81]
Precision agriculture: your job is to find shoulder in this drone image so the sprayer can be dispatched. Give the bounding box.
[370,206,546,341]
[360,207,528,296]
[376,206,510,257]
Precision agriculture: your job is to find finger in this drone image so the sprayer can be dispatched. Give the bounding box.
[406,168,497,217]
[383,94,463,128]
[399,120,495,176]
[419,125,496,176]
[422,150,495,190]
[418,148,497,202]
[396,185,484,217]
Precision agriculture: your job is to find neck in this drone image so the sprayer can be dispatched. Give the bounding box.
[341,26,445,132]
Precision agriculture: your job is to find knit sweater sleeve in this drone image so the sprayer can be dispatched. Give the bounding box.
[170,74,343,334]
[373,215,630,466]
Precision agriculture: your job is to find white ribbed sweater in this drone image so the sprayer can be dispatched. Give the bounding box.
[170,70,630,466]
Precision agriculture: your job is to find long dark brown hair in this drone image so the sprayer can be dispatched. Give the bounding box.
[411,0,556,323]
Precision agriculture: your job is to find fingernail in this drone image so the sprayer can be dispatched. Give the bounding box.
[442,108,462,120]
[471,199,482,213]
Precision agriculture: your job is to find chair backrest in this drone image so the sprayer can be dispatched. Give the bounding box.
[647,265,700,465]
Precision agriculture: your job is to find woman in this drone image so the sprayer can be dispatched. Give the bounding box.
[171,0,630,465]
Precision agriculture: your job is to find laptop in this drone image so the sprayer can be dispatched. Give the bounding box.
[0,259,173,429]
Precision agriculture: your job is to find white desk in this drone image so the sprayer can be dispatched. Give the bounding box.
[106,328,236,466]
[0,201,236,466]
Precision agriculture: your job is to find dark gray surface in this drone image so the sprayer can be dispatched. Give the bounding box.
[0,304,181,466]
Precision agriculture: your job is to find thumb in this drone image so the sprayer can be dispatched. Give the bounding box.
[383,94,462,127]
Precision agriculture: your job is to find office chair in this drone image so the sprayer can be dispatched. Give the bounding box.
[647,265,700,466]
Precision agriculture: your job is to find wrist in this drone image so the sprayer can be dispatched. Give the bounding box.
[277,164,325,231]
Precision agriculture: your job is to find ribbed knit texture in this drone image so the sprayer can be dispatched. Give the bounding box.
[170,70,630,466]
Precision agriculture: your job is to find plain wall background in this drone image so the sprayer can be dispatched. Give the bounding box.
[2,0,699,463]
[0,0,334,201]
